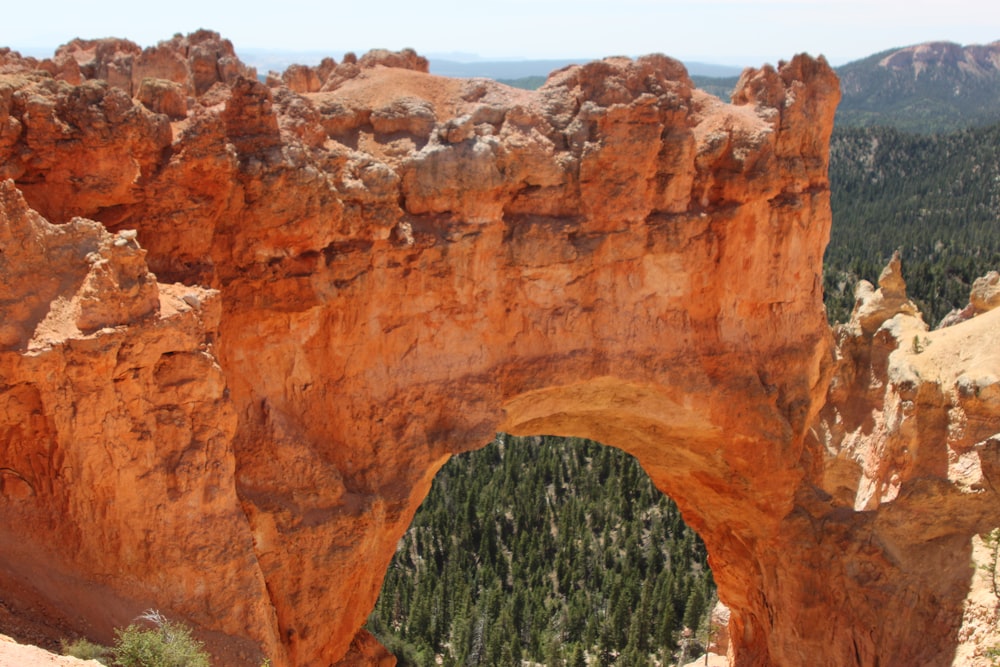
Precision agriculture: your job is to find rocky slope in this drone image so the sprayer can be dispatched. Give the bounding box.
[0,30,998,667]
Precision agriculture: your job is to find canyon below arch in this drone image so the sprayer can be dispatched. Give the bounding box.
[1,31,999,666]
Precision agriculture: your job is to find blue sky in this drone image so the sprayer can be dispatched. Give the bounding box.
[4,0,999,67]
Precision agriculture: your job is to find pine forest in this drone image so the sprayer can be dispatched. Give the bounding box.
[367,436,717,666]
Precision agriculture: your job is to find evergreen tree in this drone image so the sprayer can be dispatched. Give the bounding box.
[682,586,707,633]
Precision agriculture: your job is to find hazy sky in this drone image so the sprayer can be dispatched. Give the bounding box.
[4,0,999,67]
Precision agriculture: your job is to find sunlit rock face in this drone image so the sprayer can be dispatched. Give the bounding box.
[2,31,998,667]
[808,258,1000,667]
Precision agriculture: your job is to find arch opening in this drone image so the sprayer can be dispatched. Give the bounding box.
[338,374,806,667]
[367,433,721,667]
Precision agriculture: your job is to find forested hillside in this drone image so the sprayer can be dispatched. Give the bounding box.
[823,122,1000,324]
[367,435,716,666]
[496,75,546,90]
[689,75,738,101]
[835,42,1000,133]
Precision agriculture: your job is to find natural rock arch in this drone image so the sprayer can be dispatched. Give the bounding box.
[0,33,998,667]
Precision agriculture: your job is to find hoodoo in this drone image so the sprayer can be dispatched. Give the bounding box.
[1,31,998,666]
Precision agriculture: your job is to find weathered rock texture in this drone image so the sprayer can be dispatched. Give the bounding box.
[798,257,1000,666]
[1,32,998,667]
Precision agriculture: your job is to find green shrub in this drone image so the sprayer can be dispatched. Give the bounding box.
[61,637,110,664]
[111,611,209,667]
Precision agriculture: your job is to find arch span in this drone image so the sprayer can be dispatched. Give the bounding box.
[1,37,998,667]
[211,54,843,665]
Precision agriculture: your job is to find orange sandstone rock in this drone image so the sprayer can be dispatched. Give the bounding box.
[0,180,278,664]
[55,30,256,97]
[1,33,998,667]
[810,259,1000,666]
[268,48,428,96]
[135,77,188,120]
[0,75,171,223]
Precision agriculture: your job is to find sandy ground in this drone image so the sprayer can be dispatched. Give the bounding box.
[0,635,102,667]
[904,304,1000,385]
[683,652,729,667]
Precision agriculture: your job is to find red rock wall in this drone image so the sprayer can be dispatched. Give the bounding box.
[1,32,998,667]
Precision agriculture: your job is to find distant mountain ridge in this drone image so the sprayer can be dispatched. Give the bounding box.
[835,40,1000,132]
[873,41,1000,78]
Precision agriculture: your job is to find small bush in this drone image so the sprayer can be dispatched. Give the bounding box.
[61,637,111,663]
[111,613,209,667]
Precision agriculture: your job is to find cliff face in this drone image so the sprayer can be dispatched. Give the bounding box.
[0,179,279,663]
[787,254,1000,666]
[0,32,998,667]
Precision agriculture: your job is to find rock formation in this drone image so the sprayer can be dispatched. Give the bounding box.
[267,48,429,94]
[941,270,1000,327]
[0,31,998,667]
